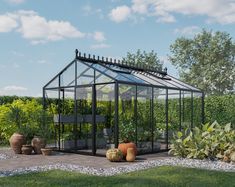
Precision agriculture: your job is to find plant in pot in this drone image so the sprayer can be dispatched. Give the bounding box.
[21,124,35,155]
[8,105,26,154]
[32,111,52,154]
[118,122,137,158]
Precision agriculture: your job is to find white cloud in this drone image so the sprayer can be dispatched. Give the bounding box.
[0,10,86,44]
[3,85,27,91]
[7,0,25,4]
[82,4,92,14]
[16,11,85,44]
[11,50,24,57]
[90,43,111,49]
[0,15,18,32]
[109,0,235,24]
[13,63,20,68]
[109,5,131,23]
[93,31,106,42]
[37,59,47,64]
[174,26,201,36]
[0,85,28,96]
[82,4,104,19]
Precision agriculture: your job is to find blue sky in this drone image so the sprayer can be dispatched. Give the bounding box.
[0,0,234,96]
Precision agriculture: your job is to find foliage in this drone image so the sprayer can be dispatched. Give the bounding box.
[169,29,235,95]
[1,167,235,187]
[205,94,235,127]
[123,49,163,70]
[119,122,136,143]
[0,95,43,105]
[34,110,53,140]
[169,121,235,161]
[0,99,53,144]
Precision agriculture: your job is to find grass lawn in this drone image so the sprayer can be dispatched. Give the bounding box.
[0,166,235,187]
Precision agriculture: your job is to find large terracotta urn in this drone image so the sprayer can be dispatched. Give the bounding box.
[31,136,46,154]
[118,142,137,157]
[126,148,136,162]
[9,133,26,154]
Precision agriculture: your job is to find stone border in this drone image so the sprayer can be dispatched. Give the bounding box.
[0,158,235,177]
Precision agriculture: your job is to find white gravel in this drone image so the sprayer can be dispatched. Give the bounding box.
[0,157,235,177]
[0,153,18,160]
[0,153,11,160]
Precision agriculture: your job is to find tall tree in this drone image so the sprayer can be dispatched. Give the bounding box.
[123,49,163,71]
[169,30,235,95]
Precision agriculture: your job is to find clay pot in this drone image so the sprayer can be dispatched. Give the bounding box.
[31,136,46,154]
[9,133,26,154]
[41,148,53,156]
[21,145,33,155]
[118,142,137,157]
[126,148,136,162]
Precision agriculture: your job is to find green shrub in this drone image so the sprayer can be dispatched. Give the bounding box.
[0,99,53,145]
[169,121,235,161]
[205,94,235,126]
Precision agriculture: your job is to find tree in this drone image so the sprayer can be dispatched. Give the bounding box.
[123,49,163,71]
[169,30,235,95]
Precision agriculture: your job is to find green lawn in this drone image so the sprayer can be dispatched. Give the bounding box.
[0,166,235,187]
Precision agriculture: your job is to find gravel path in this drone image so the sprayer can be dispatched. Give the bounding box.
[0,157,234,177]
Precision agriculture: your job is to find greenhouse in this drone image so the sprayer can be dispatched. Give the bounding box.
[43,49,204,156]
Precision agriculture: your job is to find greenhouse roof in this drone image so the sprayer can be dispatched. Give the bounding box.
[44,49,202,92]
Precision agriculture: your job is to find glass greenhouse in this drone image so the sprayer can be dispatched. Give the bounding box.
[43,50,204,156]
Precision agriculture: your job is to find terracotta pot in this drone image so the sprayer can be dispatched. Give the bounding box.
[41,148,53,156]
[31,136,46,154]
[126,148,136,162]
[21,145,33,155]
[118,142,137,157]
[9,133,26,154]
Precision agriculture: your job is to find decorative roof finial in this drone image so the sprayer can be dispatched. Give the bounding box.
[75,49,78,58]
[164,67,168,73]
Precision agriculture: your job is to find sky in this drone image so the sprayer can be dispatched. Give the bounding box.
[0,0,234,97]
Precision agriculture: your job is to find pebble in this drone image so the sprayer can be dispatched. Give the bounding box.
[0,157,234,177]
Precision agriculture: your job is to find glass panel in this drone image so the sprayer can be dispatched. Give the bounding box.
[181,91,192,131]
[60,63,75,87]
[45,89,59,114]
[153,88,167,151]
[137,86,152,154]
[134,72,165,86]
[118,84,136,143]
[45,76,59,88]
[193,92,202,127]
[167,75,201,91]
[168,89,180,148]
[44,89,59,148]
[59,88,75,150]
[77,61,94,85]
[96,84,115,155]
[165,79,191,90]
[106,64,132,74]
[92,63,131,82]
[147,74,179,88]
[95,71,113,84]
[75,86,93,153]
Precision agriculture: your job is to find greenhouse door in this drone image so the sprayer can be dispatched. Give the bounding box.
[76,85,96,155]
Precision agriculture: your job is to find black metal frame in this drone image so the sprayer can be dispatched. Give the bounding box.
[43,49,205,156]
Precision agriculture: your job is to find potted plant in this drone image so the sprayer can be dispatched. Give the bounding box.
[21,124,34,155]
[118,122,137,157]
[32,111,52,154]
[8,105,26,154]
